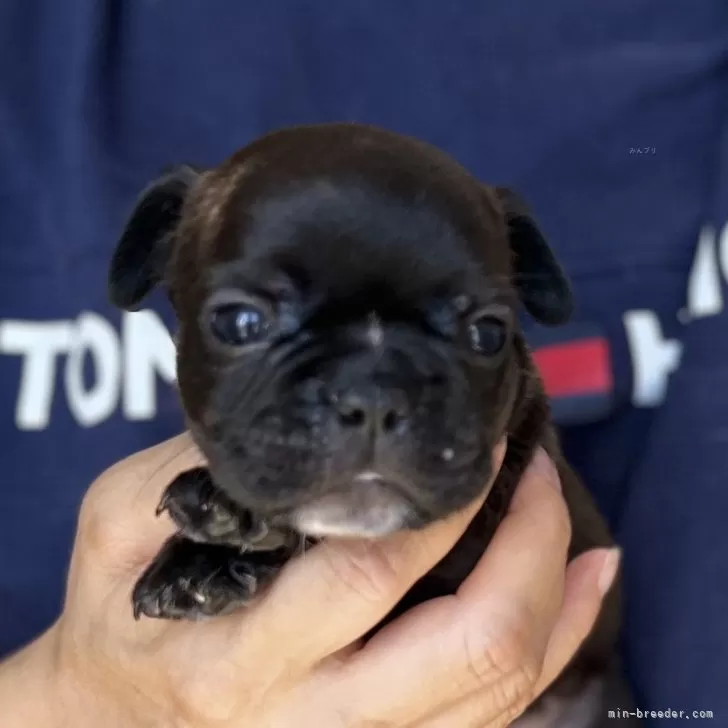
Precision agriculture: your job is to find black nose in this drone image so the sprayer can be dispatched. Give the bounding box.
[333,387,409,434]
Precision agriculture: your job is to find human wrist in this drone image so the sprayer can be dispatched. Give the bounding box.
[0,623,170,728]
[0,626,66,727]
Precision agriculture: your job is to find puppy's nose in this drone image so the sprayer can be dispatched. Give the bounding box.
[334,387,408,434]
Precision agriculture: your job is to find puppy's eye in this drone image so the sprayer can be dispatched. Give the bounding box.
[209,303,270,346]
[467,314,508,356]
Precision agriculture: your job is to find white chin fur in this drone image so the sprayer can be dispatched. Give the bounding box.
[291,494,410,538]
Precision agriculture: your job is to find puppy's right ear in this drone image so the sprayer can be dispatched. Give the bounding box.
[108,165,199,310]
[494,186,573,326]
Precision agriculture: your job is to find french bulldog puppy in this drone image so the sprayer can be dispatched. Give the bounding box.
[108,123,638,727]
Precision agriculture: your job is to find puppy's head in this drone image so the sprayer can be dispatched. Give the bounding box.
[109,124,572,537]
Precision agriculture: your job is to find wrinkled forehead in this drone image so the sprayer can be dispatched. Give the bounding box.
[206,177,512,304]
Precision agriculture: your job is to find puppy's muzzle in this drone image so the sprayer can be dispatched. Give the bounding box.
[291,382,415,538]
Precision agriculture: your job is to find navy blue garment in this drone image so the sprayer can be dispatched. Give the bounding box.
[1,1,727,722]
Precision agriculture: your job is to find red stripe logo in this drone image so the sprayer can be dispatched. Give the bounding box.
[533,337,612,398]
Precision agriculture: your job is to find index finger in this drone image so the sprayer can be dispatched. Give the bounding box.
[329,449,572,726]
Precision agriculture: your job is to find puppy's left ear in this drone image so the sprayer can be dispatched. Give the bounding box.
[495,187,573,326]
[108,165,199,311]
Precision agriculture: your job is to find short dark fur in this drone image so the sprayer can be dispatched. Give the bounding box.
[109,123,638,726]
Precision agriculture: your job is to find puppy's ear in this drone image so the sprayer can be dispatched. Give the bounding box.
[108,165,199,310]
[495,187,573,326]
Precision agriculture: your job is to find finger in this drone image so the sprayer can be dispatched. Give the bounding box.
[224,440,508,672]
[405,548,620,728]
[327,449,571,726]
[76,433,206,573]
[533,546,620,696]
[410,675,529,728]
[454,448,571,648]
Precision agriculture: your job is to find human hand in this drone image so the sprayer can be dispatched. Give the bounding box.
[0,434,617,727]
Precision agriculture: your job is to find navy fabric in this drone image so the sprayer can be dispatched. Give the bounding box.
[1,1,728,722]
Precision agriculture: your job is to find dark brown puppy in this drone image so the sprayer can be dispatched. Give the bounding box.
[109,123,638,727]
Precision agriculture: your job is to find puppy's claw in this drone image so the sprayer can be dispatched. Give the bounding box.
[191,590,207,605]
[155,490,172,517]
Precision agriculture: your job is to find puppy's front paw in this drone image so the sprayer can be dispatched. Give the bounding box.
[132,536,280,620]
[156,467,293,551]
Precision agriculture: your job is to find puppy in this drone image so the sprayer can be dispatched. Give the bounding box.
[108,123,639,727]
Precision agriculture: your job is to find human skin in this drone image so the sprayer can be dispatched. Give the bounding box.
[0,433,617,727]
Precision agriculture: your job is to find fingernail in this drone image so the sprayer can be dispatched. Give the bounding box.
[494,437,508,468]
[597,547,622,597]
[529,448,561,492]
